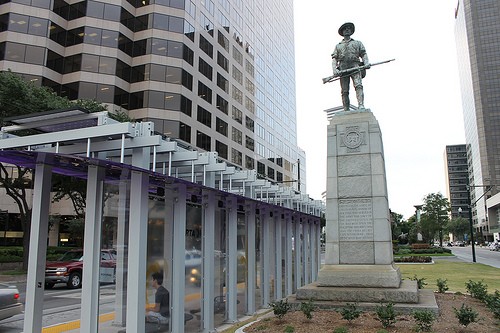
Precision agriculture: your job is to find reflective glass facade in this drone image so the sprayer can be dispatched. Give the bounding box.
[0,0,302,191]
[455,0,500,239]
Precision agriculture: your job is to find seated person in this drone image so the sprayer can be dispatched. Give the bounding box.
[146,271,170,324]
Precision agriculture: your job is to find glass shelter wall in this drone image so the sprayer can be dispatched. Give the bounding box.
[214,205,227,327]
[185,203,202,332]
[0,150,320,332]
[99,180,130,330]
[236,212,247,317]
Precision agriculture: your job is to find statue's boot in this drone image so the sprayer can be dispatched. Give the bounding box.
[342,93,350,111]
[356,87,364,109]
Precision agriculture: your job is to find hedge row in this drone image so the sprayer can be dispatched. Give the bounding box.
[394,256,432,263]
[396,247,451,255]
[0,246,76,263]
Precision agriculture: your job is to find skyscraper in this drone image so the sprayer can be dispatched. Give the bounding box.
[455,0,500,241]
[444,144,469,218]
[0,0,304,192]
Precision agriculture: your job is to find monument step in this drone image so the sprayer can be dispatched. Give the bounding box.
[296,279,419,304]
[291,286,438,315]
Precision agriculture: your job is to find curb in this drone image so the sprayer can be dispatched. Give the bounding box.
[0,276,27,284]
[233,310,274,333]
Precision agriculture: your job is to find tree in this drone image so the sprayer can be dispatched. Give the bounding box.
[390,210,407,243]
[0,71,107,270]
[420,193,450,246]
[403,215,419,244]
[447,217,469,241]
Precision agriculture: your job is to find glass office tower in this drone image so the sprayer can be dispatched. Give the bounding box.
[0,0,304,192]
[455,0,500,241]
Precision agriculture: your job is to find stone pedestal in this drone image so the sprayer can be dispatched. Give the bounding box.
[296,109,427,307]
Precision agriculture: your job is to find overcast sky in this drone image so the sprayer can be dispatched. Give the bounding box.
[293,0,465,219]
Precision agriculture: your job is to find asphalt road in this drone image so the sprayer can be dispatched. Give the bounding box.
[449,245,500,268]
[0,284,117,332]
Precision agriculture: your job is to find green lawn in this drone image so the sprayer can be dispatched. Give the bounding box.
[397,261,500,293]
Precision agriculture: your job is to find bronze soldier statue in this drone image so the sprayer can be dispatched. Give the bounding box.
[331,22,370,111]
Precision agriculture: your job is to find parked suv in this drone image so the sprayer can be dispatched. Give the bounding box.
[45,249,116,289]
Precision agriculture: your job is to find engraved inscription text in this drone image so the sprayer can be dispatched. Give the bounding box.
[339,199,373,241]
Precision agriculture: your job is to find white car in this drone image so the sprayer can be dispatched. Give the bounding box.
[0,283,23,321]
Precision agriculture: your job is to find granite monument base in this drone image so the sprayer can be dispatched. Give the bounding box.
[296,279,419,304]
[291,283,438,314]
[317,264,401,288]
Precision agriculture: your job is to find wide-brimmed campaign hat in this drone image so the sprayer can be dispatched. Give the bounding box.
[338,22,355,36]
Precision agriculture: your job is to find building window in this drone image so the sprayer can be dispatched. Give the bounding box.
[46,50,64,73]
[179,122,191,143]
[256,124,265,139]
[216,140,228,159]
[198,81,212,104]
[232,46,243,65]
[197,106,212,127]
[53,0,86,20]
[217,10,229,32]
[245,97,255,113]
[217,73,229,93]
[216,118,228,136]
[199,35,213,57]
[87,1,121,21]
[257,162,265,176]
[245,136,254,151]
[245,59,254,77]
[232,106,242,124]
[216,95,228,114]
[200,12,213,36]
[217,51,229,72]
[245,116,254,132]
[184,21,195,42]
[0,42,45,65]
[231,148,242,166]
[196,131,211,151]
[181,96,192,116]
[245,77,255,94]
[232,85,242,104]
[232,127,242,144]
[217,30,229,52]
[152,13,184,34]
[277,172,283,182]
[198,57,213,80]
[182,70,193,90]
[201,0,214,14]
[267,166,275,180]
[232,65,243,85]
[245,156,254,169]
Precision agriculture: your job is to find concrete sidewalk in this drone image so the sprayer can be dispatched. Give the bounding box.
[0,272,26,284]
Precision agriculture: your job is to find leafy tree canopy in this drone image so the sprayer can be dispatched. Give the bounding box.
[0,70,106,126]
[421,193,450,245]
[447,217,469,241]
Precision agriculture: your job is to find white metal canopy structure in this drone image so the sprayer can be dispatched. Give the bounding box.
[0,108,323,332]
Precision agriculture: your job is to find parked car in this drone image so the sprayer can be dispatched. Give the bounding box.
[489,242,500,251]
[455,241,465,247]
[0,283,22,321]
[45,249,116,289]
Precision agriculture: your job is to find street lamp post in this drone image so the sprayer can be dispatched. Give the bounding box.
[465,185,478,262]
[463,183,497,263]
[458,206,476,262]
